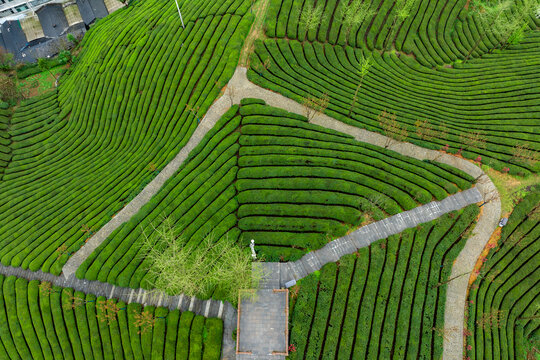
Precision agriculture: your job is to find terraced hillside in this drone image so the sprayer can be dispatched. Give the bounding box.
[248,0,540,175]
[76,100,475,298]
[264,0,540,65]
[287,205,479,360]
[0,0,253,275]
[466,190,539,360]
[0,275,223,360]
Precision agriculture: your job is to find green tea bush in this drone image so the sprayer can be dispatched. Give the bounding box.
[288,205,479,359]
[0,275,223,359]
[466,189,539,360]
[249,0,540,175]
[0,0,253,275]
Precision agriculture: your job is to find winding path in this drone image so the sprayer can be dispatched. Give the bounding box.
[1,68,500,360]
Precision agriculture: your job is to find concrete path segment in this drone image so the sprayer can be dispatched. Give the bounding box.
[272,187,483,286]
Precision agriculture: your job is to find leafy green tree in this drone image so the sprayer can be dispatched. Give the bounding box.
[348,53,372,117]
[384,0,417,51]
[299,2,325,33]
[141,218,263,305]
[463,0,537,61]
[340,0,376,46]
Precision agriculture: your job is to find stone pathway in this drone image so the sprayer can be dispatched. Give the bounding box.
[264,187,483,288]
[0,264,238,359]
[237,290,287,359]
[61,74,235,279]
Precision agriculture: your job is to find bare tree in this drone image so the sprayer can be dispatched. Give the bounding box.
[63,292,89,310]
[39,281,57,296]
[226,85,236,107]
[56,244,69,259]
[459,130,487,154]
[348,54,372,117]
[251,58,271,76]
[96,299,121,325]
[476,309,506,329]
[133,310,155,334]
[340,0,376,45]
[432,271,471,288]
[510,143,539,167]
[415,119,437,142]
[526,346,539,360]
[432,326,458,341]
[186,104,200,124]
[302,93,329,121]
[378,110,408,148]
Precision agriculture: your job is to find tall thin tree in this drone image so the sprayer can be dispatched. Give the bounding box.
[348,53,372,117]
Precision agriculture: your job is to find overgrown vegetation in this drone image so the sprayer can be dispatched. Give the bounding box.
[141,218,262,305]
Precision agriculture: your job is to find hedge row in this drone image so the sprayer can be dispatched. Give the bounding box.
[0,274,223,359]
[465,189,539,360]
[264,0,540,66]
[78,101,474,298]
[0,107,11,180]
[248,37,539,175]
[0,0,254,275]
[288,205,479,359]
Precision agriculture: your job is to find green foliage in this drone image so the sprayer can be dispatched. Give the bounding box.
[248,36,540,175]
[289,206,479,359]
[0,0,254,275]
[0,50,14,71]
[67,33,78,45]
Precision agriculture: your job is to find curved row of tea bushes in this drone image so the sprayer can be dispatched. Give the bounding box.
[265,0,540,66]
[248,35,540,175]
[78,101,473,298]
[0,106,11,180]
[288,205,479,360]
[0,0,253,275]
[236,103,473,261]
[0,274,223,360]
[465,190,539,360]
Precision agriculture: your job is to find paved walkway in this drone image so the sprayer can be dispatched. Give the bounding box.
[223,67,501,360]
[237,290,287,359]
[61,87,234,279]
[262,188,483,288]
